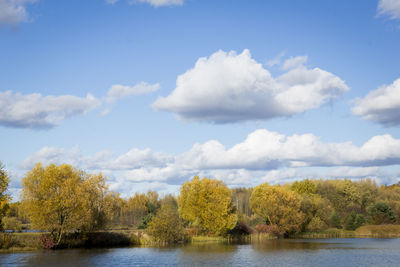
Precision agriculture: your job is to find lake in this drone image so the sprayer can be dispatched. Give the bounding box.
[1,238,399,266]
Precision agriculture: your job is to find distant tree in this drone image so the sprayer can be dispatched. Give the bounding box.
[291,179,317,195]
[354,214,366,229]
[344,212,365,230]
[250,183,304,235]
[344,211,357,230]
[329,212,341,229]
[368,202,397,224]
[178,176,237,236]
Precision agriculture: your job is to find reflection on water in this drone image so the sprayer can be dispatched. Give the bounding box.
[1,238,399,266]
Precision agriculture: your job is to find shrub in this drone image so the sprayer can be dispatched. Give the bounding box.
[227,221,254,236]
[147,205,186,244]
[254,224,280,237]
[40,234,56,249]
[306,217,328,232]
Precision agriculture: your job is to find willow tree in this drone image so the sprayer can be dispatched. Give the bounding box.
[250,183,304,235]
[21,163,108,245]
[178,176,237,236]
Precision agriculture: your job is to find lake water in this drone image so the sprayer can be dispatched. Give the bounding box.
[1,238,399,266]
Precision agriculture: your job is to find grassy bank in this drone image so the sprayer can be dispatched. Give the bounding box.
[295,225,400,238]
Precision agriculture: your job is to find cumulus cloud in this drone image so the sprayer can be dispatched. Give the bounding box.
[352,78,400,126]
[0,91,100,129]
[19,129,400,188]
[178,129,400,169]
[152,49,349,123]
[0,0,37,26]
[105,82,160,103]
[378,0,400,20]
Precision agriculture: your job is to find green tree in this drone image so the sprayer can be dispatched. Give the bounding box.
[329,212,341,229]
[368,202,397,224]
[250,183,304,235]
[178,176,237,236]
[344,211,356,230]
[21,163,109,245]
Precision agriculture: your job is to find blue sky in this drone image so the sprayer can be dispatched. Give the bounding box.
[1,0,400,199]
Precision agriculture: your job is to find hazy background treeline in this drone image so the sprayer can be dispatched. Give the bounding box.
[0,162,399,247]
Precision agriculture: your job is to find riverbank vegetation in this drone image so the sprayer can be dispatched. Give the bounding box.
[0,162,400,250]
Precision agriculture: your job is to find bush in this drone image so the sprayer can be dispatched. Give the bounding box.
[227,221,254,236]
[147,205,186,244]
[306,217,328,232]
[40,234,56,249]
[254,224,280,237]
[0,233,14,249]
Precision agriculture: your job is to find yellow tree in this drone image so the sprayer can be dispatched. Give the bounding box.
[0,162,10,227]
[250,183,304,235]
[178,176,237,236]
[21,163,108,245]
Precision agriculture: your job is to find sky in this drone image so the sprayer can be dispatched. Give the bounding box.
[1,0,400,200]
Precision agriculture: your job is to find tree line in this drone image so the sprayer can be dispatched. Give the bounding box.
[0,162,399,245]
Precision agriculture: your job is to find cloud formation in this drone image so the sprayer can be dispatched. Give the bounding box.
[105,82,160,103]
[0,91,100,129]
[378,0,400,20]
[19,129,400,188]
[352,78,400,126]
[0,0,37,26]
[153,50,349,123]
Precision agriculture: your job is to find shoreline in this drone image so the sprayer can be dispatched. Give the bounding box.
[1,225,400,253]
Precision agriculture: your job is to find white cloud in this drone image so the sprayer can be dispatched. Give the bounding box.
[178,129,400,169]
[352,78,400,126]
[105,82,160,103]
[152,49,349,123]
[378,0,400,20]
[19,129,400,188]
[130,0,184,7]
[265,51,286,68]
[282,55,308,70]
[0,0,37,26]
[0,91,101,129]
[14,129,400,199]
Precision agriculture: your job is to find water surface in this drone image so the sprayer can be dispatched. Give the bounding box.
[1,238,399,266]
